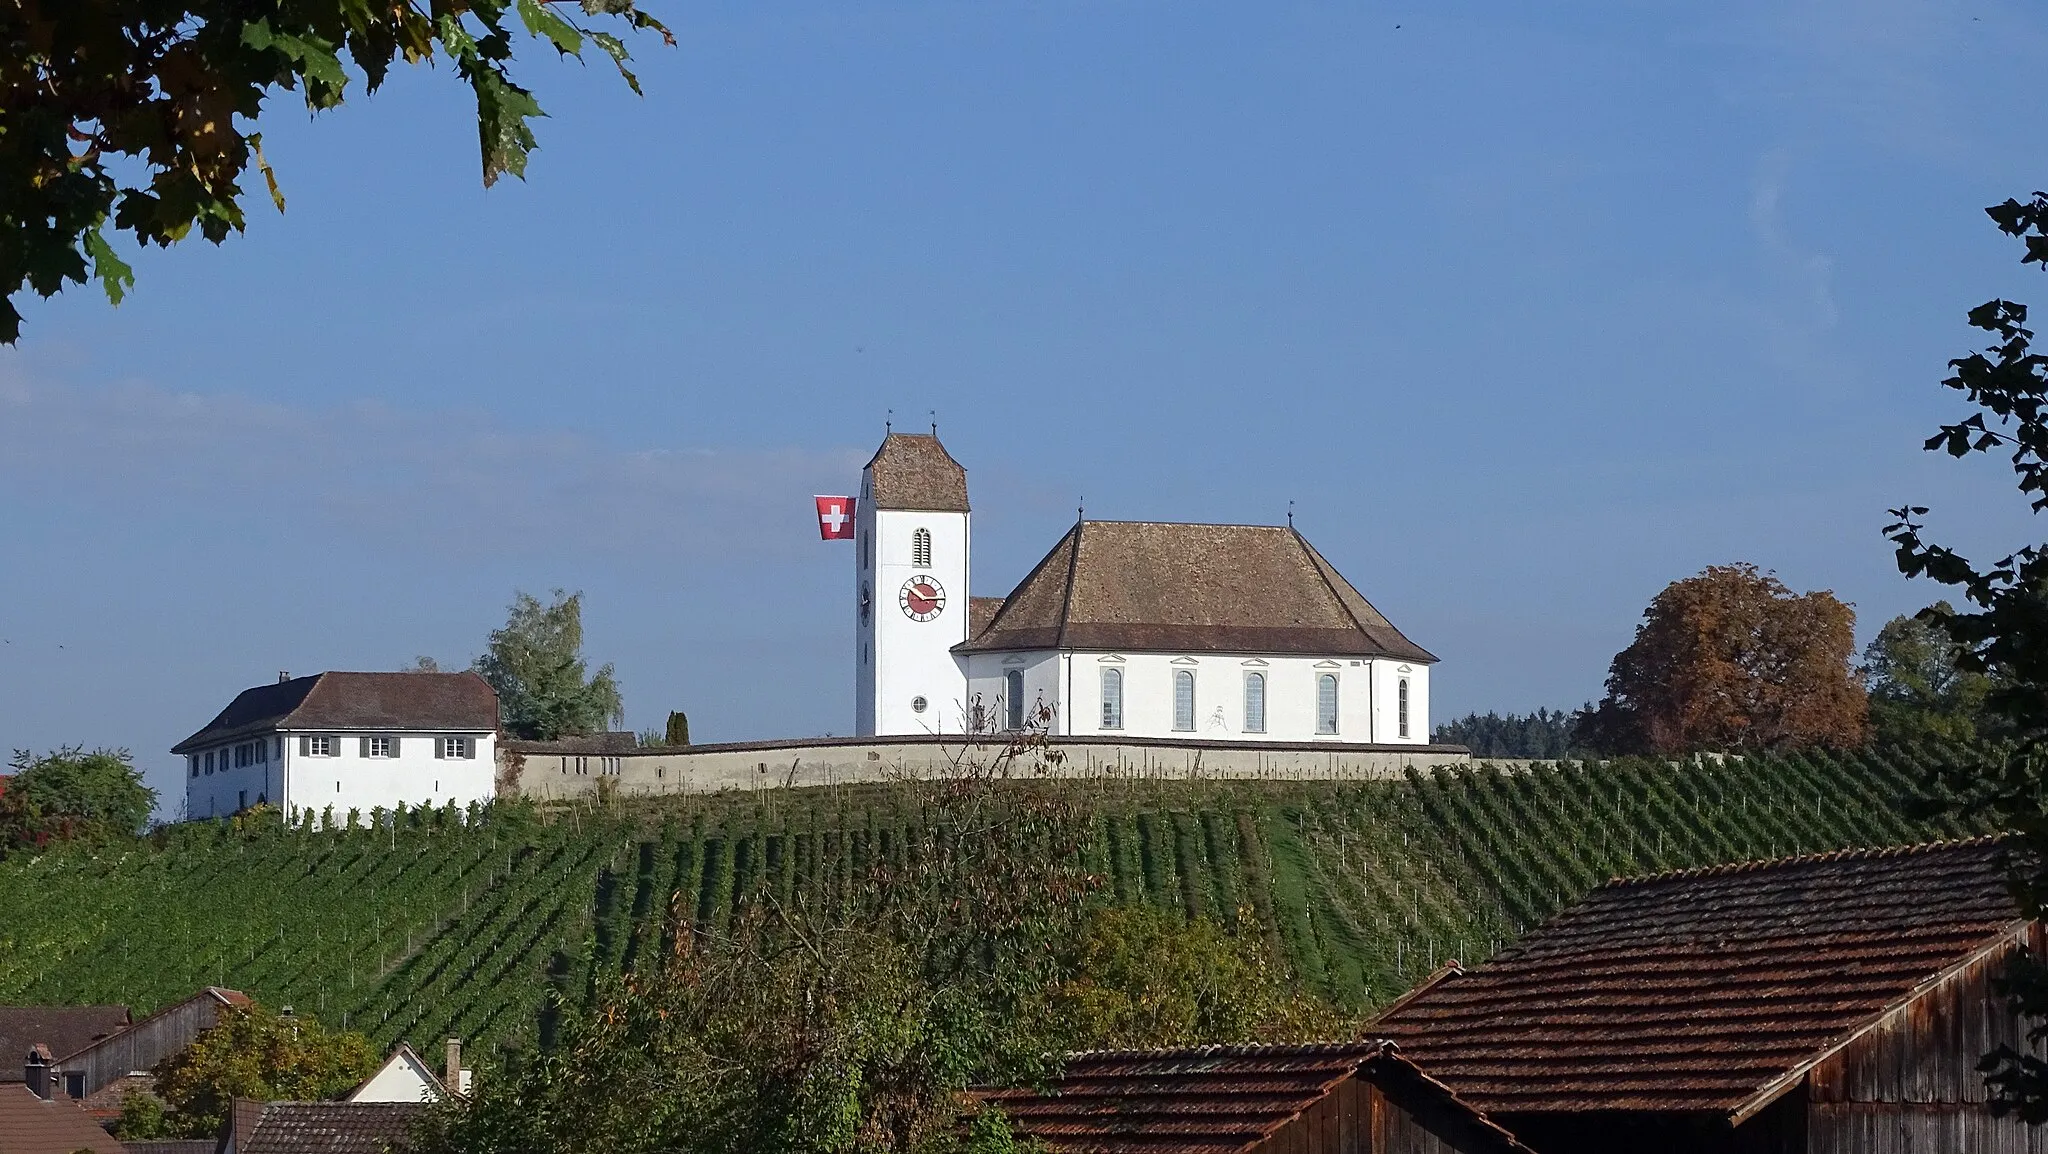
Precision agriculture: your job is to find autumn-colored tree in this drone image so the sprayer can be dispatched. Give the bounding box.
[151,1002,377,1137]
[1579,564,1867,754]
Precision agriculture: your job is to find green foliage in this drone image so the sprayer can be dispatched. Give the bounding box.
[153,1002,377,1136]
[1863,605,1997,746]
[0,747,156,851]
[473,589,624,740]
[0,747,1972,1067]
[1886,191,2048,1120]
[0,0,670,343]
[1033,906,1346,1050]
[111,1091,174,1141]
[1432,709,1588,759]
[666,711,691,747]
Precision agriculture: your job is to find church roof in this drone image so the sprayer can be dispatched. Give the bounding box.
[956,520,1436,661]
[864,433,969,512]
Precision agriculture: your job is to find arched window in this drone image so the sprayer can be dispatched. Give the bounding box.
[1173,670,1196,732]
[1243,673,1266,733]
[1398,678,1411,738]
[1316,674,1339,735]
[1100,668,1124,730]
[1005,669,1025,730]
[913,528,932,568]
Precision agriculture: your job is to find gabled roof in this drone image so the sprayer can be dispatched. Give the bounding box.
[0,1006,129,1079]
[1372,837,2023,1120]
[864,433,970,512]
[345,1045,444,1103]
[235,1101,428,1154]
[978,1041,1529,1154]
[174,673,498,753]
[955,521,1436,661]
[0,1083,124,1154]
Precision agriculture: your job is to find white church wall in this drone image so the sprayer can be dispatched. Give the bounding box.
[962,650,1431,744]
[858,505,971,736]
[963,650,1063,732]
[280,731,497,823]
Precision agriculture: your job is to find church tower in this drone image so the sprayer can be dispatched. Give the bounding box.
[855,432,972,736]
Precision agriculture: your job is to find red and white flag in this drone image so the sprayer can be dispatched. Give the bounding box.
[815,495,856,540]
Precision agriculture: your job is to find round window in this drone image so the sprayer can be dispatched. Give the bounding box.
[911,696,928,713]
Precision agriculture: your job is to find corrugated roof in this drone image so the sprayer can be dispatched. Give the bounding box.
[1372,837,2023,1120]
[956,522,1436,661]
[864,433,970,512]
[979,1042,1529,1154]
[0,1084,125,1154]
[174,673,499,753]
[0,1006,129,1079]
[239,1101,428,1154]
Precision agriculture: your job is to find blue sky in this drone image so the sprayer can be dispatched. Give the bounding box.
[3,0,2046,805]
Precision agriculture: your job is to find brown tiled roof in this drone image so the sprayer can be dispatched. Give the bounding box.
[174,673,498,753]
[955,521,1436,661]
[864,433,969,512]
[1372,837,2023,1120]
[0,1084,125,1154]
[0,1006,129,1079]
[120,1141,217,1154]
[978,1042,1529,1154]
[238,1101,428,1154]
[968,596,1007,640]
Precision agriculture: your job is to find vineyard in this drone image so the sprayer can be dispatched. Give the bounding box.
[0,746,1983,1057]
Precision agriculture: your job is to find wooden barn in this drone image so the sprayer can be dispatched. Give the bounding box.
[44,987,248,1112]
[979,1041,1532,1154]
[1373,837,2044,1154]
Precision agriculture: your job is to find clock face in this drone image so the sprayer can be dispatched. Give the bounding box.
[899,576,947,622]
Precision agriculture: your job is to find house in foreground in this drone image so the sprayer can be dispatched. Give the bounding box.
[222,1099,428,1154]
[0,1081,122,1154]
[980,1041,1530,1154]
[1373,837,2039,1154]
[173,672,498,821]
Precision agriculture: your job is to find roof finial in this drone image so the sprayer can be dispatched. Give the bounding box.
[885,408,893,434]
[929,409,937,436]
[1287,500,1295,528]
[1077,497,1085,523]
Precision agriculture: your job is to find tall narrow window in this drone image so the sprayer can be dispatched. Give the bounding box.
[1100,668,1124,730]
[913,528,932,568]
[1173,670,1196,732]
[1316,674,1339,735]
[1005,669,1026,729]
[1243,673,1266,733]
[862,531,871,570]
[1398,678,1411,738]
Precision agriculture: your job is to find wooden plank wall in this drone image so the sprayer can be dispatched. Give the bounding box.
[1258,1077,1371,1154]
[57,994,225,1098]
[1807,926,2045,1154]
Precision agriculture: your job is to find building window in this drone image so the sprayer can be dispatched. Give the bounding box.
[862,531,871,570]
[1005,669,1025,730]
[1243,673,1266,733]
[913,528,932,568]
[911,696,928,714]
[1100,668,1123,730]
[238,790,247,811]
[1173,670,1196,732]
[204,751,214,775]
[365,736,394,758]
[1316,674,1339,735]
[255,740,267,764]
[438,736,473,759]
[233,744,246,768]
[304,735,335,758]
[1398,678,1410,739]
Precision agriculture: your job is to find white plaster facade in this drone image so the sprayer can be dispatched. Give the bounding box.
[963,652,1430,743]
[854,490,972,737]
[183,729,497,821]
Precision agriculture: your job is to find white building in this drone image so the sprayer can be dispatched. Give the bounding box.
[853,432,1437,743]
[172,671,499,821]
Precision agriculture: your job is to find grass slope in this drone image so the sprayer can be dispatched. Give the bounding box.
[0,747,1980,1055]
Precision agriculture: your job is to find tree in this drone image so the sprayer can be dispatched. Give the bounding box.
[1862,604,1996,746]
[2,0,670,343]
[1578,564,1867,754]
[0,746,156,851]
[152,1002,377,1136]
[1433,708,1587,759]
[473,589,623,740]
[665,710,690,746]
[1884,192,2048,1119]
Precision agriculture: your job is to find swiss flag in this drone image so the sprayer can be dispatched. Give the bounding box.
[815,495,856,540]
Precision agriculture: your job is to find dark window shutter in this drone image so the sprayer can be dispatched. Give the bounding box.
[299,735,310,756]
[433,738,445,760]
[360,736,371,758]
[388,736,401,757]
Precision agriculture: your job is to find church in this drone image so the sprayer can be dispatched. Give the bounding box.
[852,431,1436,743]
